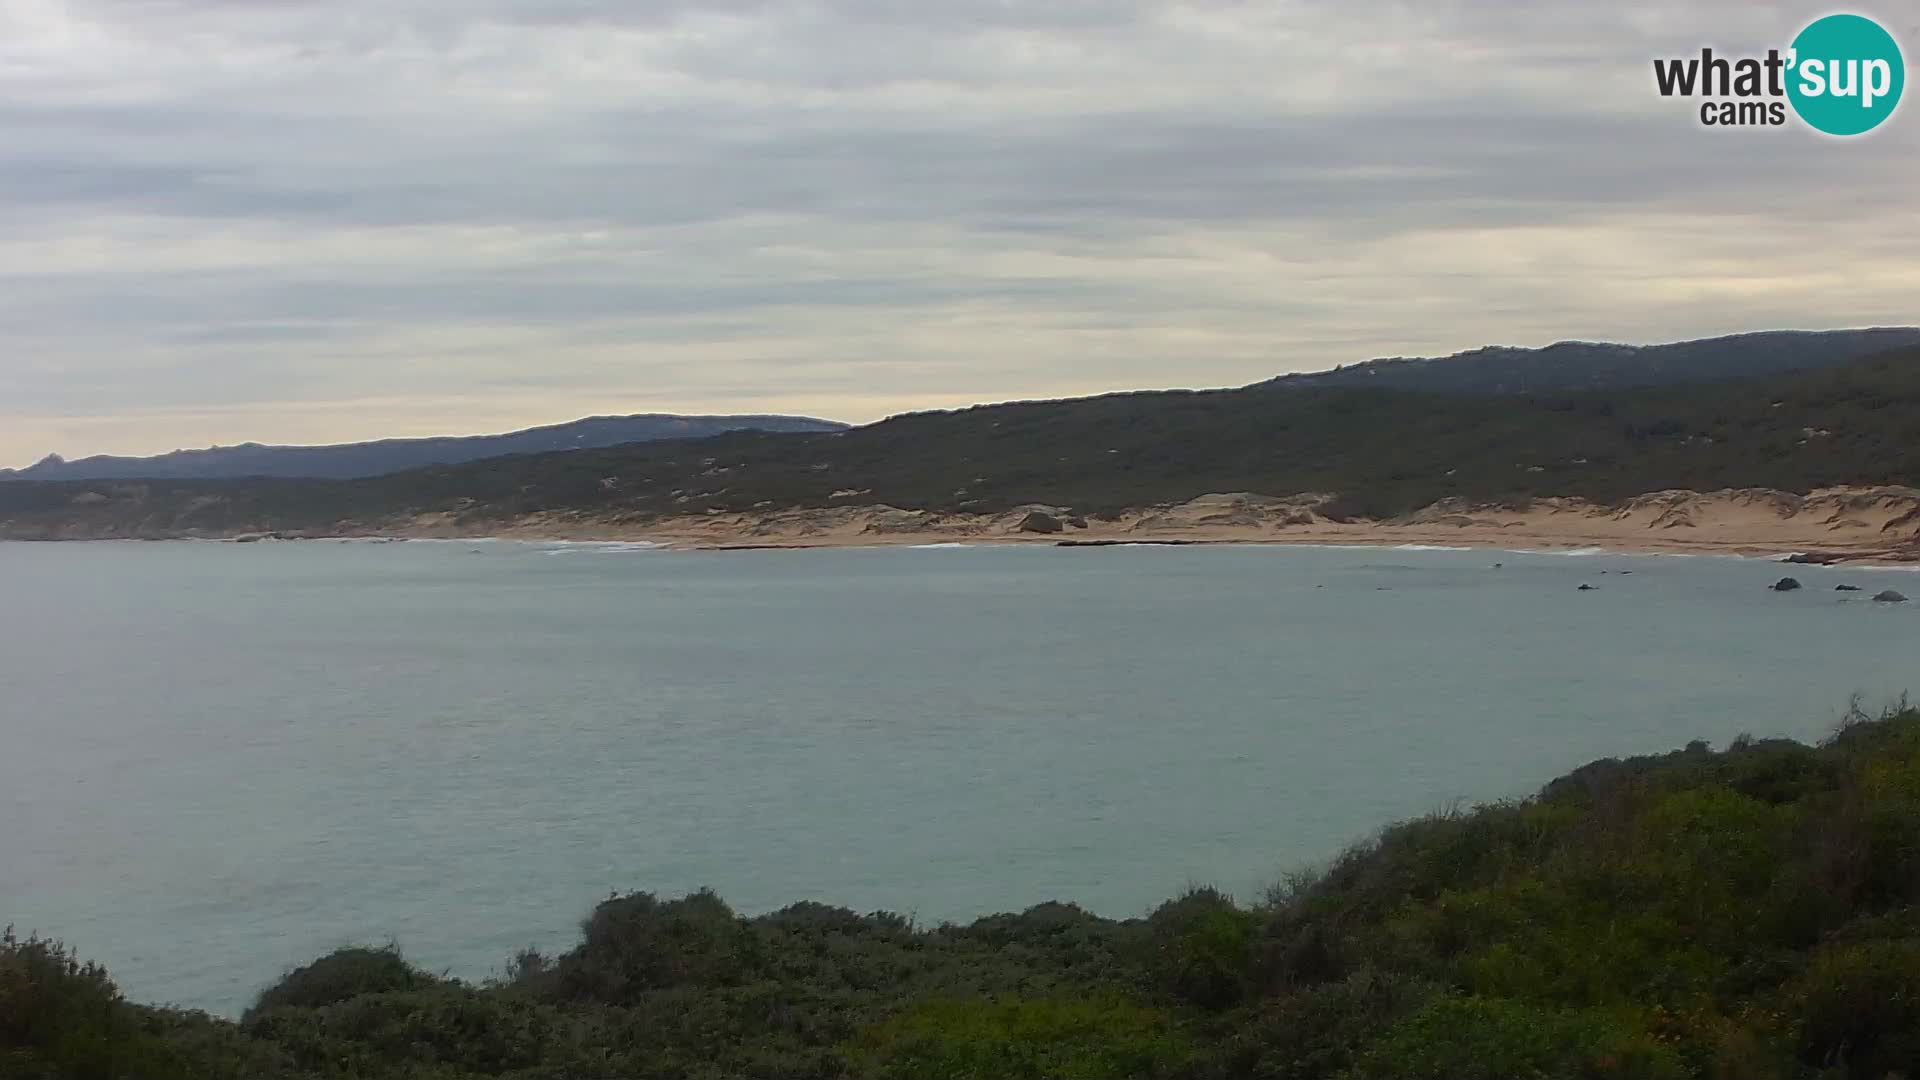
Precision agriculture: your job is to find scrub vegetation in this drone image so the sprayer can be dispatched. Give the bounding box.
[10,705,1920,1078]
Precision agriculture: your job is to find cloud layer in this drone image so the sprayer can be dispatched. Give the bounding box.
[2,0,1916,462]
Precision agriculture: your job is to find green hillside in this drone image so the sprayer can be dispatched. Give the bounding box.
[10,704,1920,1078]
[3,345,1920,537]
[1267,328,1920,396]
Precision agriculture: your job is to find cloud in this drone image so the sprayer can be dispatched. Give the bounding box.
[0,0,1914,462]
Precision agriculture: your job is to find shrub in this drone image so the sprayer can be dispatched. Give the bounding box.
[1205,968,1436,1080]
[1146,888,1259,1010]
[1344,995,1688,1080]
[244,985,567,1075]
[553,889,767,1003]
[1790,938,1920,1078]
[762,902,909,938]
[847,994,1189,1079]
[0,927,195,1080]
[245,945,433,1019]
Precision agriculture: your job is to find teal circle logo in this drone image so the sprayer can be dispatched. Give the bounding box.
[1787,14,1905,135]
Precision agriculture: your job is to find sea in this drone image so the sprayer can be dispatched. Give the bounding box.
[1,538,1914,1015]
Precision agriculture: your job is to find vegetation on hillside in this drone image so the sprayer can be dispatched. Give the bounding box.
[1267,328,1920,396]
[2,344,1920,536]
[10,705,1920,1078]
[0,416,848,484]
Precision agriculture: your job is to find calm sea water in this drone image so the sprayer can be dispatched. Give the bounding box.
[1,539,1915,1015]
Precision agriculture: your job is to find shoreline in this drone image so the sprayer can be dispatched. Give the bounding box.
[351,485,1920,565]
[12,533,1874,565]
[9,486,1920,565]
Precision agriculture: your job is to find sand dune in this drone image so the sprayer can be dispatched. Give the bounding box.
[410,486,1920,563]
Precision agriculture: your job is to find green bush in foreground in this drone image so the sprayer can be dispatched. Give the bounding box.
[10,706,1920,1079]
[1344,995,1689,1080]
[848,995,1189,1079]
[246,946,436,1017]
[0,928,179,1080]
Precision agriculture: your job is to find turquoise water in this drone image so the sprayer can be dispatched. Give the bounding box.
[1,539,1914,1015]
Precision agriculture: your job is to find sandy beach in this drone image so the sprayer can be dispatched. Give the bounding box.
[379,486,1920,563]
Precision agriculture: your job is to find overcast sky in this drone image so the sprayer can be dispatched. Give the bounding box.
[1,0,1916,464]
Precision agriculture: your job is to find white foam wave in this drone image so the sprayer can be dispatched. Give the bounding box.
[538,541,661,555]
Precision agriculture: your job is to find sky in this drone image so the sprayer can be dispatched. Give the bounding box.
[1,0,1917,465]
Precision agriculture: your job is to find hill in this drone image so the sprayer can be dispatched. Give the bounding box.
[1268,328,1920,395]
[0,413,848,482]
[3,341,1920,539]
[6,329,1912,490]
[9,703,1920,1079]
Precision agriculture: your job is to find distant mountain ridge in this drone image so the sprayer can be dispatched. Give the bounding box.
[0,413,849,482]
[1268,328,1920,395]
[7,327,1916,486]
